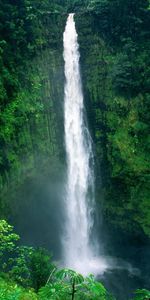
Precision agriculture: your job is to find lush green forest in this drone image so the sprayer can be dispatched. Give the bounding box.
[1,219,150,299]
[0,0,150,299]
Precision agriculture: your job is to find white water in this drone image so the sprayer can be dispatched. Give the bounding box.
[63,13,107,275]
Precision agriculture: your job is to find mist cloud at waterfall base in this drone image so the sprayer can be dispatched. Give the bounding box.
[9,160,66,260]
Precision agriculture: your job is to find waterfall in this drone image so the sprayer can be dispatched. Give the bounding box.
[63,13,107,275]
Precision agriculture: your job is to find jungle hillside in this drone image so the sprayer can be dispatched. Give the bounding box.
[0,0,150,299]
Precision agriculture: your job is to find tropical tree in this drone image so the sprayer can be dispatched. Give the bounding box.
[38,268,113,300]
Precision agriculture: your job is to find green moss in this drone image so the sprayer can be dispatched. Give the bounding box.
[76,6,150,237]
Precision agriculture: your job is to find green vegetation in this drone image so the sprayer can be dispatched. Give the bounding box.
[0,278,37,300]
[1,220,149,300]
[0,220,55,289]
[76,0,150,237]
[133,289,150,300]
[38,269,111,300]
[0,0,150,298]
[0,0,149,240]
[0,0,66,217]
[0,220,114,299]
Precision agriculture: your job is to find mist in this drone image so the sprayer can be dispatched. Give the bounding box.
[9,159,66,260]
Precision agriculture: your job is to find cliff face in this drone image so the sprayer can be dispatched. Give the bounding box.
[0,1,150,244]
[0,3,67,252]
[0,3,66,234]
[75,6,150,239]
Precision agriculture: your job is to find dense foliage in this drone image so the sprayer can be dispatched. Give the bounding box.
[0,0,66,218]
[1,219,150,300]
[0,0,150,298]
[75,0,150,238]
[0,0,149,238]
[0,220,114,299]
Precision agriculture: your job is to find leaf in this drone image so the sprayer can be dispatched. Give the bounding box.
[55,268,84,284]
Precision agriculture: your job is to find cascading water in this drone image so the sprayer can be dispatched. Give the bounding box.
[63,13,107,275]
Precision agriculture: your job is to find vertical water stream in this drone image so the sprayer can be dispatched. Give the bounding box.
[63,13,107,275]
